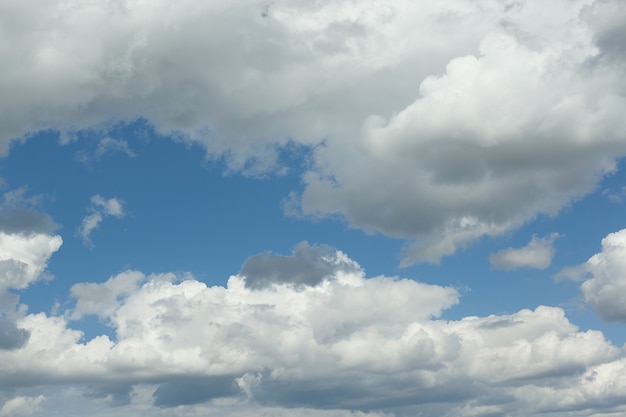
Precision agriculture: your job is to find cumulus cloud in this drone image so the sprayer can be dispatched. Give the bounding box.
[78,195,126,246]
[490,233,559,270]
[0,232,63,292]
[561,228,626,322]
[0,245,623,416]
[1,0,625,262]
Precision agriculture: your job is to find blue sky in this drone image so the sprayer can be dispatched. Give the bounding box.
[1,1,626,416]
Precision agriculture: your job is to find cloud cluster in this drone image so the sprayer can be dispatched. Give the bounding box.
[78,195,126,246]
[2,0,625,262]
[0,243,624,416]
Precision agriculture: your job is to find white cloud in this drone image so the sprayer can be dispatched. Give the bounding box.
[1,0,625,261]
[0,396,44,417]
[0,245,623,416]
[78,195,126,246]
[0,232,62,292]
[562,229,626,322]
[490,233,559,270]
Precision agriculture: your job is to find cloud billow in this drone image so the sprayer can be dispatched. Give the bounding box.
[0,243,623,416]
[1,1,625,263]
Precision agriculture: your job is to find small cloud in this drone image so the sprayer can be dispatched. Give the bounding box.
[489,233,559,270]
[95,137,136,159]
[78,195,126,247]
[74,137,136,167]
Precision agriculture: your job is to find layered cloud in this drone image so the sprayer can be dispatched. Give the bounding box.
[2,0,625,262]
[0,243,624,416]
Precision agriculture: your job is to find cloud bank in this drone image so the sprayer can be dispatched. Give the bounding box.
[1,0,625,263]
[0,241,624,416]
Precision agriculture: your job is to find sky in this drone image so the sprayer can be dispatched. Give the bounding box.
[1,0,626,416]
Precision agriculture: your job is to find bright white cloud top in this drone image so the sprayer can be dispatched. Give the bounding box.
[0,0,626,416]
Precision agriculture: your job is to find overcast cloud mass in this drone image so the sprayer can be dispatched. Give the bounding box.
[1,0,626,416]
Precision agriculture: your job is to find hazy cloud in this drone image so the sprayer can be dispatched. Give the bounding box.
[152,376,239,407]
[95,137,136,159]
[490,233,559,270]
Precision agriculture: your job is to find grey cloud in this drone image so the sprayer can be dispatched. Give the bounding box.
[0,320,30,351]
[240,242,360,289]
[152,376,239,407]
[0,189,56,235]
[0,207,56,235]
[246,370,482,413]
[478,319,523,330]
[84,384,133,407]
[583,0,626,61]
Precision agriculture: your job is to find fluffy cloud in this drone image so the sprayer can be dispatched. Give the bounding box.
[78,195,126,246]
[562,229,626,322]
[0,245,624,416]
[0,232,62,292]
[490,233,559,270]
[2,0,625,262]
